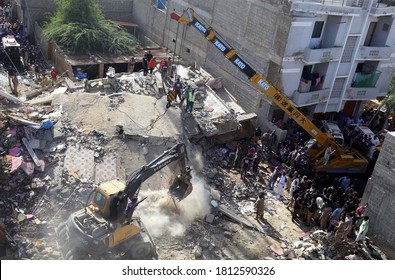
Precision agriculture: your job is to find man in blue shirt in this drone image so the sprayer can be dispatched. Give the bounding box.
[328,203,343,231]
[338,176,351,193]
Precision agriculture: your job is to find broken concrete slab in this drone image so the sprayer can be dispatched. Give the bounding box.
[216,204,255,229]
[205,213,215,224]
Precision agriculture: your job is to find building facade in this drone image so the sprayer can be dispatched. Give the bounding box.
[282,0,395,120]
[18,0,395,128]
[131,0,395,128]
[361,131,395,258]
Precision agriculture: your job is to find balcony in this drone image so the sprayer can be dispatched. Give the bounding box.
[351,71,381,87]
[290,0,365,16]
[370,1,395,16]
[356,46,391,60]
[345,87,381,100]
[292,87,330,106]
[303,46,343,63]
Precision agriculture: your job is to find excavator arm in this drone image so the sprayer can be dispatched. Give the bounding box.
[123,143,192,201]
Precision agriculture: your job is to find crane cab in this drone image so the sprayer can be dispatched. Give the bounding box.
[320,120,345,147]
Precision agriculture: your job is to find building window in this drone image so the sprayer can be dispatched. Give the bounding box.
[156,0,166,9]
[312,21,324,38]
[383,23,389,32]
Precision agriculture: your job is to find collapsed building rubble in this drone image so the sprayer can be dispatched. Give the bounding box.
[0,61,390,260]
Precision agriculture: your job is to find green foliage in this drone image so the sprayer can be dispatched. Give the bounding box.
[43,0,139,55]
[387,73,395,107]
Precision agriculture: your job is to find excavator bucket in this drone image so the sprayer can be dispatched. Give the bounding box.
[169,175,193,201]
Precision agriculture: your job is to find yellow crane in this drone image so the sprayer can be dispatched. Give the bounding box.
[171,8,368,174]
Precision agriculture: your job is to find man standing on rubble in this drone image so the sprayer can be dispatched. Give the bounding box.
[159,57,168,79]
[148,56,157,74]
[355,216,369,242]
[50,66,57,86]
[173,78,183,101]
[186,88,196,113]
[240,155,252,179]
[128,57,135,73]
[142,53,149,76]
[7,66,18,96]
[254,192,265,220]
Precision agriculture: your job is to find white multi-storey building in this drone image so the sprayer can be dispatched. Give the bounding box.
[282,0,395,118]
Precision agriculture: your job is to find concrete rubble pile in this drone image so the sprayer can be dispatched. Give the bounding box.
[276,229,387,260]
[194,146,388,260]
[0,91,115,258]
[93,65,252,141]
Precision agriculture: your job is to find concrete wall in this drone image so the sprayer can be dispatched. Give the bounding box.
[362,131,395,259]
[131,0,292,130]
[18,0,134,30]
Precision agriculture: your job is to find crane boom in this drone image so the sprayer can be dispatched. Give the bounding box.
[172,8,332,148]
[171,8,372,174]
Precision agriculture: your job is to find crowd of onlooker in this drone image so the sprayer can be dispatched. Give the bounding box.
[226,120,371,244]
[0,1,44,73]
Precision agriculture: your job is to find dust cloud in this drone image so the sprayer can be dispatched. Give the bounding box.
[138,171,211,238]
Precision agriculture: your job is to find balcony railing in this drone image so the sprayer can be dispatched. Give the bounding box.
[357,46,391,60]
[291,0,368,16]
[291,0,365,7]
[351,71,381,88]
[345,87,381,100]
[370,0,395,15]
[303,46,343,63]
[292,87,330,106]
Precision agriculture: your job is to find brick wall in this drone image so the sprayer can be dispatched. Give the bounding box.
[361,131,395,258]
[25,0,293,129]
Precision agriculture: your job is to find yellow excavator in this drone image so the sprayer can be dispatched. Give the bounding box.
[55,143,193,259]
[171,8,368,174]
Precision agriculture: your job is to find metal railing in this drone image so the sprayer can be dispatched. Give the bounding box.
[351,70,381,87]
[293,0,366,7]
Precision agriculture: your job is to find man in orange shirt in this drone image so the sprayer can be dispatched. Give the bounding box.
[148,56,157,74]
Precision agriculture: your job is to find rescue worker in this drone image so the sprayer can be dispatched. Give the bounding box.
[173,78,183,101]
[186,88,196,113]
[40,74,49,88]
[148,56,157,74]
[142,53,149,76]
[159,57,168,79]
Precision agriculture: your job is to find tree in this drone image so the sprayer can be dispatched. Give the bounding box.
[43,0,139,55]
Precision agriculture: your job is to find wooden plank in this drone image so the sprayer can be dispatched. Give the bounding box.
[8,115,40,127]
[22,137,41,167]
[25,95,53,106]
